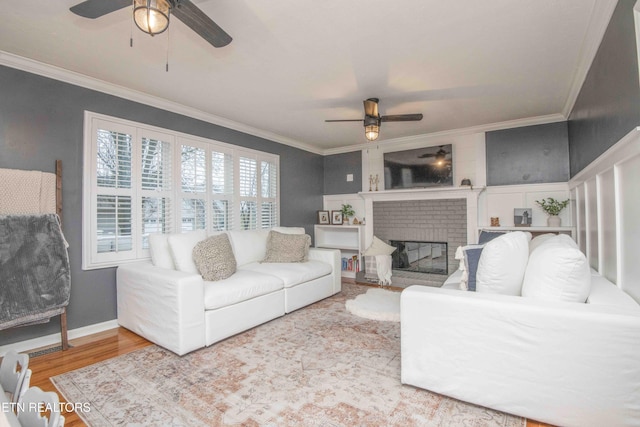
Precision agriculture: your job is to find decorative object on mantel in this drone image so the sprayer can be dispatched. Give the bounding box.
[460,178,472,187]
[513,208,532,227]
[340,204,355,225]
[536,197,569,227]
[330,210,343,225]
[369,174,380,191]
[490,217,500,227]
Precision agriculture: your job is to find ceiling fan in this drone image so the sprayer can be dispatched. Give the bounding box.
[69,0,232,48]
[325,98,423,142]
[418,145,451,167]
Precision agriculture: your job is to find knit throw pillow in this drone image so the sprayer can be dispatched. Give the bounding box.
[192,234,237,281]
[262,230,311,263]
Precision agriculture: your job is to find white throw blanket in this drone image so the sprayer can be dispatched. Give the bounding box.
[0,168,57,215]
[375,254,392,286]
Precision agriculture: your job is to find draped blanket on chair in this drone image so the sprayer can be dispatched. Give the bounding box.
[0,214,71,329]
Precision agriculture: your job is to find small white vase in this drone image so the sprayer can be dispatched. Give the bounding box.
[547,216,561,227]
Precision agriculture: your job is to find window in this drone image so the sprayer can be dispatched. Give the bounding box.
[82,112,279,269]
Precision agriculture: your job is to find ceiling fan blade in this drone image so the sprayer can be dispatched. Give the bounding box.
[381,113,424,122]
[363,99,379,117]
[325,119,364,122]
[172,0,232,48]
[70,0,130,19]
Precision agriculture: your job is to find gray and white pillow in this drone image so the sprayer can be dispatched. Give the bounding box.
[262,230,311,263]
[192,233,237,281]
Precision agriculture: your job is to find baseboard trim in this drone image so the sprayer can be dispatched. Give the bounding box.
[0,319,119,356]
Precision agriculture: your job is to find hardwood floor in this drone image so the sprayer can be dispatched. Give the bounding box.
[14,327,553,426]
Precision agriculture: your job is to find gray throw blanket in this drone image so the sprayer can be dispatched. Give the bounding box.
[0,214,71,329]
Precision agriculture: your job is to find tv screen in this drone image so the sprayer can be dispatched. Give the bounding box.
[384,145,453,190]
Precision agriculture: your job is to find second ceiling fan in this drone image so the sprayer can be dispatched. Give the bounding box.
[325,98,423,141]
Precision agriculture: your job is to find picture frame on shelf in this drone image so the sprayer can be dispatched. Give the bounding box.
[317,210,330,225]
[514,208,532,227]
[331,210,343,225]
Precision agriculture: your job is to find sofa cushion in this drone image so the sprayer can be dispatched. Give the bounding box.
[203,270,283,310]
[586,271,640,310]
[476,231,530,295]
[364,236,396,256]
[241,260,332,288]
[167,230,208,274]
[521,235,591,303]
[529,233,556,254]
[227,229,270,266]
[270,226,305,234]
[262,231,311,263]
[192,234,237,281]
[148,233,174,270]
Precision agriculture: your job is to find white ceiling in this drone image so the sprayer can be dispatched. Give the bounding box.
[0,0,618,154]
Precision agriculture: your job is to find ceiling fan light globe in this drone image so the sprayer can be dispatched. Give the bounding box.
[365,124,379,141]
[134,0,170,35]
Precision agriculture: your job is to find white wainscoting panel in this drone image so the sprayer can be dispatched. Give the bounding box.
[569,127,640,303]
[618,153,640,301]
[585,177,599,270]
[598,168,617,283]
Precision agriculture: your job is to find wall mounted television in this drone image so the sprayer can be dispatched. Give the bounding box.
[383,144,453,190]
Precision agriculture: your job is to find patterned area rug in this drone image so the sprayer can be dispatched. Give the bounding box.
[51,283,525,426]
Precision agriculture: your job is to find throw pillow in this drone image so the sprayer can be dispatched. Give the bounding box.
[459,244,484,291]
[476,231,529,295]
[529,233,556,254]
[478,230,506,244]
[521,235,591,303]
[167,230,208,273]
[364,236,396,256]
[192,234,237,281]
[262,231,311,263]
[148,233,174,270]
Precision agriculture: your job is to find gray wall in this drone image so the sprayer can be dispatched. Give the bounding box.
[323,151,362,194]
[0,65,323,345]
[485,121,569,185]
[568,0,640,176]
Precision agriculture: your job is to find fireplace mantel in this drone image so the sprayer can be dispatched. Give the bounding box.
[358,186,485,249]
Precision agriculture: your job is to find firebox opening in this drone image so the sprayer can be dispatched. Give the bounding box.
[389,240,448,275]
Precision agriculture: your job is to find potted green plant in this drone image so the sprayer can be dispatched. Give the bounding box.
[340,203,355,225]
[535,197,569,227]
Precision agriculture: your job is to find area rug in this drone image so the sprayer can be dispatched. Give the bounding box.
[345,287,401,322]
[51,283,525,427]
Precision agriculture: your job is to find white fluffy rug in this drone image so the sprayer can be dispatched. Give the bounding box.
[345,287,401,322]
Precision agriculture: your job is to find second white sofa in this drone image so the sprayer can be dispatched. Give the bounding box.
[117,227,341,356]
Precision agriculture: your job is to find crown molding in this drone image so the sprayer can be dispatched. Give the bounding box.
[0,51,324,155]
[323,113,567,155]
[562,0,618,117]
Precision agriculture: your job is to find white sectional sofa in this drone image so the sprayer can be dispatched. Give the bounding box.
[401,231,640,427]
[117,227,341,356]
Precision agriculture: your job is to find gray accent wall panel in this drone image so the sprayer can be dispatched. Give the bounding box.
[486,121,569,186]
[0,65,323,345]
[568,0,640,177]
[323,151,362,194]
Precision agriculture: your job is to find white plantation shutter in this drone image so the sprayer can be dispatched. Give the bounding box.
[180,144,207,231]
[211,150,234,231]
[140,135,173,251]
[261,160,278,228]
[94,125,134,260]
[83,112,279,269]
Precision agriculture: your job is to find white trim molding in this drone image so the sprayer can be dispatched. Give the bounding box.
[0,320,119,357]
